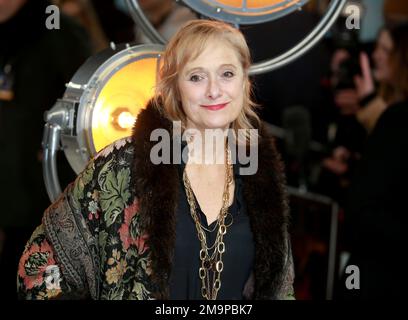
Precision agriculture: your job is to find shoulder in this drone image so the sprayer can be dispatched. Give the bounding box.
[69,137,135,221]
[91,136,135,193]
[73,137,135,189]
[94,137,134,163]
[359,101,408,173]
[377,100,408,127]
[370,100,408,146]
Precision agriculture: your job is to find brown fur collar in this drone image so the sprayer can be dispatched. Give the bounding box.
[131,101,290,299]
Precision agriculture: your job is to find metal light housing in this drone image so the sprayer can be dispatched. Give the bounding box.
[42,43,163,201]
[181,0,310,25]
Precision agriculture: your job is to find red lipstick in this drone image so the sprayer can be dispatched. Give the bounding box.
[200,103,228,111]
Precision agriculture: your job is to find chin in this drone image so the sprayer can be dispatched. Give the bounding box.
[202,120,232,130]
[374,69,388,83]
[187,115,232,131]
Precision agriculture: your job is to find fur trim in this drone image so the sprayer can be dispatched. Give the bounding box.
[131,101,289,299]
[241,125,290,299]
[131,103,178,299]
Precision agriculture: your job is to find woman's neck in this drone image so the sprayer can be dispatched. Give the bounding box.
[184,128,228,166]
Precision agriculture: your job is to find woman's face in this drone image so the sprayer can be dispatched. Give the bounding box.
[373,30,394,83]
[177,40,245,132]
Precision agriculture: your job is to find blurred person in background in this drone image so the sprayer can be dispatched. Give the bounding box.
[336,23,408,299]
[328,0,408,131]
[321,0,408,197]
[0,0,91,298]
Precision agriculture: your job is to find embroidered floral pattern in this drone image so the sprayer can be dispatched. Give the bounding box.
[17,139,153,300]
[118,198,148,252]
[94,137,131,160]
[17,225,62,299]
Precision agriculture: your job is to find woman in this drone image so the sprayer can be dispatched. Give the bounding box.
[339,23,408,299]
[17,20,294,300]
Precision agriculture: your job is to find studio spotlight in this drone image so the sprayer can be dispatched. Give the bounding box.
[42,43,163,201]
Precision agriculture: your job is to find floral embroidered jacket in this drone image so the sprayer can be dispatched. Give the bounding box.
[17,103,295,300]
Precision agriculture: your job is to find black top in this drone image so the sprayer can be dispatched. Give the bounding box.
[169,160,255,300]
[342,100,408,299]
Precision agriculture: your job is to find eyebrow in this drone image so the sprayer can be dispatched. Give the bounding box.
[183,64,238,75]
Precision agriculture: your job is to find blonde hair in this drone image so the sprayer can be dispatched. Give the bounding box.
[154,19,260,142]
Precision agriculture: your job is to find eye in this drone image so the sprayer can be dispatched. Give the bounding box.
[222,70,235,78]
[189,74,204,82]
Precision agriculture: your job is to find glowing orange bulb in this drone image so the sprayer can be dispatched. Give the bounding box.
[117,111,136,129]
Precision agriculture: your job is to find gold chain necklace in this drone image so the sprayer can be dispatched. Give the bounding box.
[182,146,233,300]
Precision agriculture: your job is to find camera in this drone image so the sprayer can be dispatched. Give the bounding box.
[330,14,362,91]
[334,56,361,90]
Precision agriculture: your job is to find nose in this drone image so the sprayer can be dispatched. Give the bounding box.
[206,76,222,100]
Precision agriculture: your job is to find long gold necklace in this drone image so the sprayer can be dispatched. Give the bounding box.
[182,146,233,300]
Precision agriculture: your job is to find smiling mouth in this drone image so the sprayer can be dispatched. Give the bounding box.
[200,102,229,111]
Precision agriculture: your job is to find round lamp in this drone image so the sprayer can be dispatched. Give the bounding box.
[42,43,163,201]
